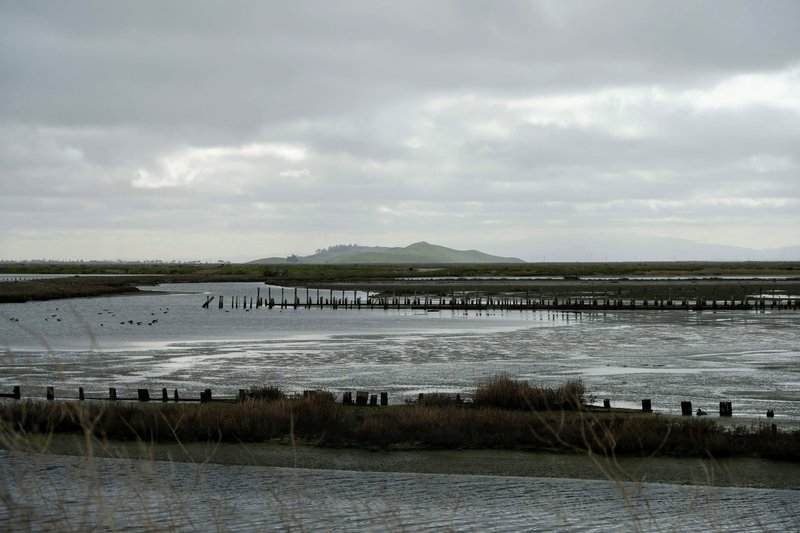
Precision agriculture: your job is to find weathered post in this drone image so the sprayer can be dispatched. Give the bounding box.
[109,387,117,401]
[380,392,388,406]
[174,389,179,402]
[603,398,611,409]
[162,387,168,402]
[369,394,378,406]
[641,399,652,412]
[12,385,20,399]
[719,401,732,417]
[138,389,150,402]
[79,387,85,401]
[356,391,368,405]
[218,295,224,309]
[46,386,54,401]
[342,391,353,405]
[681,401,692,416]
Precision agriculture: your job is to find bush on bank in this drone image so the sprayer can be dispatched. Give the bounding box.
[1,378,798,461]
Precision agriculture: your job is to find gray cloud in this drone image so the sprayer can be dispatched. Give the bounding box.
[1,1,799,260]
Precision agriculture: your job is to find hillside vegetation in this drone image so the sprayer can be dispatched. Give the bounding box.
[249,241,524,264]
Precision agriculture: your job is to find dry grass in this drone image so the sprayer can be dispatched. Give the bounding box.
[474,375,585,411]
[2,394,799,461]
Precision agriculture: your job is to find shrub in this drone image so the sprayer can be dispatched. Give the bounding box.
[474,375,585,411]
[244,385,286,402]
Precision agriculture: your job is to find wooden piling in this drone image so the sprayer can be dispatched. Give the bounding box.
[13,385,20,399]
[641,399,652,412]
[46,386,54,401]
[380,392,388,406]
[681,401,692,416]
[162,387,168,402]
[603,398,610,409]
[79,387,85,401]
[137,388,150,402]
[174,389,179,402]
[343,391,353,405]
[109,387,117,401]
[719,401,732,417]
[369,394,378,406]
[356,391,368,406]
[200,388,212,403]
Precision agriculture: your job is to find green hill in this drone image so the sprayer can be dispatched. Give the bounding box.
[249,242,523,264]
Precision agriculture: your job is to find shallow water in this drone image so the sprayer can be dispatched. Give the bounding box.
[2,282,799,529]
[1,449,798,532]
[1,281,799,423]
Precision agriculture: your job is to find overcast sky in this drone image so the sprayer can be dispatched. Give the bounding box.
[2,1,799,262]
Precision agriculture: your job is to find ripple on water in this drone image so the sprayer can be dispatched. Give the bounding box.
[1,451,798,531]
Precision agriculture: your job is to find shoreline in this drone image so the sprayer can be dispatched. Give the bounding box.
[7,433,800,490]
[1,263,799,303]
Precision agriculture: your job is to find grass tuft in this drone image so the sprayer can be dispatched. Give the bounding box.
[474,375,585,411]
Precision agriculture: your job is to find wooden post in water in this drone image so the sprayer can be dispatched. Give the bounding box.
[719,401,732,417]
[13,386,20,399]
[138,389,150,402]
[369,394,378,406]
[356,391,368,405]
[174,389,179,402]
[109,387,117,401]
[218,295,224,309]
[681,401,692,416]
[79,387,85,401]
[380,392,388,406]
[46,386,54,401]
[342,391,353,405]
[162,388,168,402]
[603,399,610,409]
[641,399,652,412]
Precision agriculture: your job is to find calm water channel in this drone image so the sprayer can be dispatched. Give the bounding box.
[1,281,799,529]
[2,449,799,531]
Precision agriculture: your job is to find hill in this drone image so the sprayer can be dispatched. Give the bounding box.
[249,242,524,264]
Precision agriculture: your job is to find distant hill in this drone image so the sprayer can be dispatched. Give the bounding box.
[249,242,524,264]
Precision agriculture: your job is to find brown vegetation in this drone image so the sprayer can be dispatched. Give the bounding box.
[1,377,798,461]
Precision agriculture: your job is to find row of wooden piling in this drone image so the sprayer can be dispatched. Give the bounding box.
[204,289,799,312]
[0,385,392,406]
[637,398,743,417]
[1,386,778,418]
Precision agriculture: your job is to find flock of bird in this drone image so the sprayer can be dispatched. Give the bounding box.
[7,307,170,327]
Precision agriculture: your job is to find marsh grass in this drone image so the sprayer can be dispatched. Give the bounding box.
[243,385,286,401]
[2,392,798,460]
[474,375,585,411]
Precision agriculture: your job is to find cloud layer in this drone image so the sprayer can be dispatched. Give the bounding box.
[2,1,799,261]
